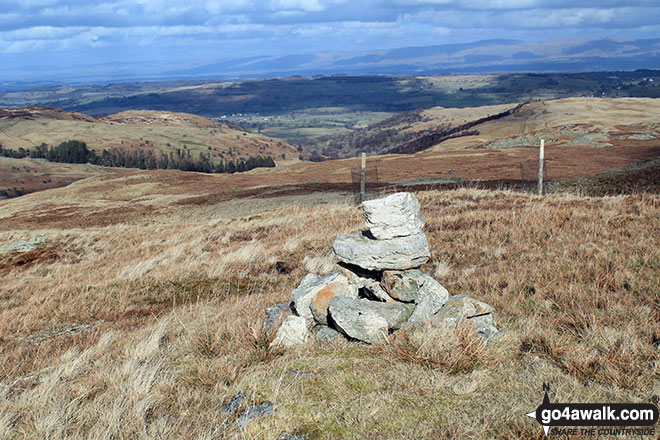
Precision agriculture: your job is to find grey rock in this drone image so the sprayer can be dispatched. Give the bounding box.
[361,279,393,302]
[381,269,426,302]
[335,263,391,302]
[435,294,495,319]
[407,275,449,324]
[360,299,414,330]
[279,436,308,440]
[223,391,251,414]
[468,313,494,328]
[291,273,322,320]
[308,273,358,326]
[262,302,293,341]
[292,272,356,322]
[237,401,275,430]
[362,192,425,239]
[328,296,388,344]
[0,235,47,254]
[333,231,430,271]
[433,294,499,340]
[475,322,500,340]
[316,326,340,343]
[270,316,310,348]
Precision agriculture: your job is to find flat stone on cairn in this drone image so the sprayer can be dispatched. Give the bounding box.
[362,192,425,239]
[333,231,430,271]
[265,191,500,347]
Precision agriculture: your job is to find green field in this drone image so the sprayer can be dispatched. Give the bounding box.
[223,108,395,143]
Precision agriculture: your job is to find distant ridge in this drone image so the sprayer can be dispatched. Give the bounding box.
[177,38,660,78]
[1,38,660,83]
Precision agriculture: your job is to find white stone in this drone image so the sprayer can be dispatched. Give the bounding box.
[362,192,425,239]
[270,316,309,348]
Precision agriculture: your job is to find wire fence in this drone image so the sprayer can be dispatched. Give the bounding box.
[350,159,552,202]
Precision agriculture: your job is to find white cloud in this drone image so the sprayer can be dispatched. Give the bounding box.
[1,0,658,65]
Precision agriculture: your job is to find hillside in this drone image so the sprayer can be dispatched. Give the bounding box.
[0,171,658,438]
[1,71,659,126]
[0,157,118,199]
[3,98,659,198]
[307,97,660,159]
[0,107,299,164]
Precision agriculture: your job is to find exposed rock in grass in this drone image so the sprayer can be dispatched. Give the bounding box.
[263,302,293,341]
[270,316,309,348]
[0,235,47,254]
[223,391,251,415]
[237,401,275,430]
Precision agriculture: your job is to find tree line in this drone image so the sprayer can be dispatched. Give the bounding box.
[0,140,276,173]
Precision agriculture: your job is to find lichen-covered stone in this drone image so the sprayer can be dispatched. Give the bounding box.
[381,269,425,302]
[433,294,499,339]
[292,272,356,322]
[360,299,414,330]
[315,326,341,343]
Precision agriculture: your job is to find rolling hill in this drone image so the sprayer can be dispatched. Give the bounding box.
[0,106,301,196]
[0,107,298,163]
[306,97,660,160]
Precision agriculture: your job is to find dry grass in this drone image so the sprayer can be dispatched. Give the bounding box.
[0,179,659,439]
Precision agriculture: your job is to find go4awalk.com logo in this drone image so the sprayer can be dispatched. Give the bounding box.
[526,384,659,437]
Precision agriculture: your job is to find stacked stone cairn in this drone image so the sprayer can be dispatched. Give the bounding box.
[264,192,500,347]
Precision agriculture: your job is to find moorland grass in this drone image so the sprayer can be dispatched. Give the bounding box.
[0,186,658,439]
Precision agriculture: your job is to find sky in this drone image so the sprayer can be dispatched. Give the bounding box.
[1,0,659,78]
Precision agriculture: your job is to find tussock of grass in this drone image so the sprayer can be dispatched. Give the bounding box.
[1,187,659,438]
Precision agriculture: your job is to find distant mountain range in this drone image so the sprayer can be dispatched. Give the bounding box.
[2,38,660,85]
[175,38,660,79]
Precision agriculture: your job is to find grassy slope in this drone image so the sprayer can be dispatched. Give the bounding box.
[0,108,299,164]
[0,157,118,198]
[0,173,658,439]
[302,98,660,169]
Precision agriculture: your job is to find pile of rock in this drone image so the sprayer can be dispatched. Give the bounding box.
[264,192,500,347]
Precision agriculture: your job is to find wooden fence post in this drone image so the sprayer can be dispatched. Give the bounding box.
[360,152,366,203]
[537,139,545,196]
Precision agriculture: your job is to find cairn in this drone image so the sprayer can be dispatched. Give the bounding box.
[264,192,500,347]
